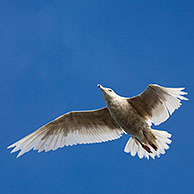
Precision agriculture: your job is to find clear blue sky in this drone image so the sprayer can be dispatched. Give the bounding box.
[1,0,194,194]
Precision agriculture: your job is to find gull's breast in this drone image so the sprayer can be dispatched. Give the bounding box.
[107,99,148,136]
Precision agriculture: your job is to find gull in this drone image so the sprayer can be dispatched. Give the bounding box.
[8,84,188,159]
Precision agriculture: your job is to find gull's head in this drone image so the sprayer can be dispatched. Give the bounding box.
[97,84,118,101]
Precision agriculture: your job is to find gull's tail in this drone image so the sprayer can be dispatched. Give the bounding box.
[124,129,172,159]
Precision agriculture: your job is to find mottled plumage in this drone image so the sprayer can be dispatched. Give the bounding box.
[8,84,188,159]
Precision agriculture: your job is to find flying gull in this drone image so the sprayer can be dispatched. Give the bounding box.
[8,84,188,159]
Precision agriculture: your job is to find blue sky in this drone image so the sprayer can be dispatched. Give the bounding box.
[1,0,194,193]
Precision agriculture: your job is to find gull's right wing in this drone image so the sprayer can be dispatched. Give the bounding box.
[8,107,123,158]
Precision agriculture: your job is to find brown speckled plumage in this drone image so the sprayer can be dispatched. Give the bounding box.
[8,84,188,159]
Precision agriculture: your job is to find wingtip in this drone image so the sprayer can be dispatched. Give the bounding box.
[10,149,16,154]
[7,144,15,149]
[16,151,24,158]
[184,97,189,101]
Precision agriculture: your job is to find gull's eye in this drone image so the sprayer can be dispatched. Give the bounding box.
[108,89,112,92]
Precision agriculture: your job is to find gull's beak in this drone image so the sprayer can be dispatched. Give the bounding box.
[97,84,104,91]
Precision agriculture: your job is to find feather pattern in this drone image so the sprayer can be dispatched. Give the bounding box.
[8,108,123,158]
[128,84,188,126]
[124,129,172,159]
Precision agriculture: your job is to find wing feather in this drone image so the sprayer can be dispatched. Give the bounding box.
[128,84,188,125]
[8,107,123,157]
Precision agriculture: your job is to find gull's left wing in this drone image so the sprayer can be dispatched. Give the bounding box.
[8,107,123,158]
[128,84,188,126]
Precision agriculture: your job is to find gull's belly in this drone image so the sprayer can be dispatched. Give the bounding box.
[108,100,148,136]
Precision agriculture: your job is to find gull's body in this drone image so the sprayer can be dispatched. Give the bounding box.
[8,84,188,159]
[105,96,148,137]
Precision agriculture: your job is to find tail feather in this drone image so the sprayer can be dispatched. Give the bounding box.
[124,129,172,159]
